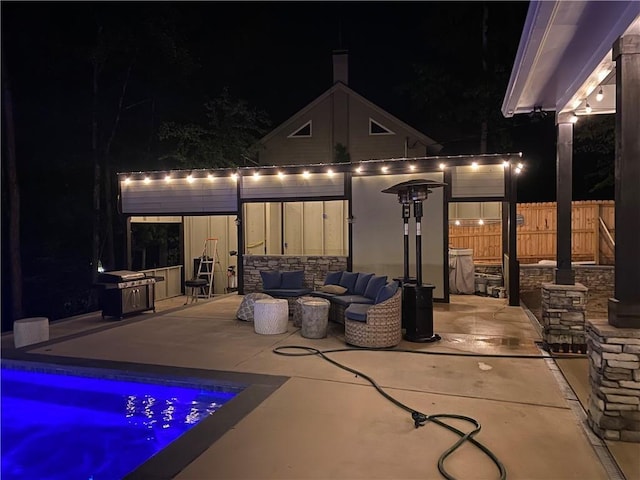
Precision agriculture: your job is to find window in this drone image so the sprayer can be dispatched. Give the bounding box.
[369,118,395,135]
[131,223,181,270]
[288,120,312,138]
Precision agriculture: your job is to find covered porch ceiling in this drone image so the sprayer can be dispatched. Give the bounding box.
[502,0,640,119]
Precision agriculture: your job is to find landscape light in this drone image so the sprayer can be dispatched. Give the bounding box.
[187,174,194,183]
[471,162,478,170]
[327,169,334,176]
[231,172,238,181]
[165,174,172,183]
[381,166,388,173]
[455,220,461,226]
[144,177,151,184]
[439,163,446,170]
[278,171,285,179]
[302,170,310,178]
[478,219,484,225]
[207,173,215,181]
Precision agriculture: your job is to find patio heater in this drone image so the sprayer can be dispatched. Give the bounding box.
[382,179,446,343]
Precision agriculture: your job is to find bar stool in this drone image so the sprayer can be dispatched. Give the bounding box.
[184,279,209,304]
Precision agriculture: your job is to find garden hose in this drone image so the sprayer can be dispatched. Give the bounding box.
[273,345,583,480]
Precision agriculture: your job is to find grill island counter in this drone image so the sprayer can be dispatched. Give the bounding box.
[95,270,159,319]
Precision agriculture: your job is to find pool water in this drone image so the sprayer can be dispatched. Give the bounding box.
[1,365,239,479]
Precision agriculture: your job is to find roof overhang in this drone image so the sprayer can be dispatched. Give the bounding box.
[502,1,640,119]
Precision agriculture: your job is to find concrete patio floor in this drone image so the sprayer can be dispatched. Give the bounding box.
[2,293,639,479]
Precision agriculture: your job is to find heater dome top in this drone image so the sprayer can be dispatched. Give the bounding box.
[381,179,447,202]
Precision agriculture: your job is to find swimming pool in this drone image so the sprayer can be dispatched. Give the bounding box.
[1,362,243,479]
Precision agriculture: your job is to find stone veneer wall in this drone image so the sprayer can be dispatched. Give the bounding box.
[542,282,588,352]
[243,255,348,294]
[586,318,640,442]
[520,265,614,311]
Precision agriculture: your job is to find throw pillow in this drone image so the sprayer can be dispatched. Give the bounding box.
[260,271,281,290]
[364,275,388,299]
[338,271,359,294]
[281,270,304,289]
[324,271,343,285]
[320,284,347,294]
[375,281,399,304]
[354,273,374,295]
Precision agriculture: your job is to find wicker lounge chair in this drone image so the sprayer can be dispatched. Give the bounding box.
[344,289,402,348]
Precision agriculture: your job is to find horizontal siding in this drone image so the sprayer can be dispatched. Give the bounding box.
[260,97,332,166]
[451,165,504,198]
[241,173,345,199]
[121,178,237,214]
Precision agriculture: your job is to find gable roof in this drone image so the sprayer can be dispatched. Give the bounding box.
[260,82,442,152]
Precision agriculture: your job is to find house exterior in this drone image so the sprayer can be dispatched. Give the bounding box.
[119,51,520,305]
[257,51,442,167]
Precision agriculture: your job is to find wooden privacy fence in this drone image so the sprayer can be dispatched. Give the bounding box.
[449,200,615,264]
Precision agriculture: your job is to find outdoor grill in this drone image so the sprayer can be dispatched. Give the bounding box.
[95,270,158,320]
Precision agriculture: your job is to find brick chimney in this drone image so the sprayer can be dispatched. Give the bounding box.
[333,49,348,85]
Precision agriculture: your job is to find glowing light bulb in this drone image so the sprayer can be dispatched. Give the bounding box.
[439,163,446,170]
[517,163,523,170]
[207,173,214,181]
[570,114,578,124]
[165,174,171,182]
[278,171,285,179]
[503,161,509,168]
[585,102,592,114]
[231,173,238,181]
[253,171,260,180]
[596,87,603,102]
[515,167,522,174]
[327,169,334,176]
[454,220,461,226]
[355,166,362,173]
[478,219,484,225]
[409,165,416,171]
[381,166,388,173]
[302,171,310,178]
[144,177,151,184]
[471,162,478,170]
[124,177,131,184]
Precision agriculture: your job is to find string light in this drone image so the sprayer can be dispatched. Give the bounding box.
[478,219,484,225]
[596,87,603,102]
[502,161,509,168]
[515,167,522,174]
[454,220,461,226]
[570,113,578,124]
[585,102,592,114]
[517,163,523,170]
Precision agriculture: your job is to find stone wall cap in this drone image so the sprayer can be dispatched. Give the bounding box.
[542,282,588,292]
[587,318,640,338]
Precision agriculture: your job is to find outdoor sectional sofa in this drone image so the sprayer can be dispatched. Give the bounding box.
[259,269,398,325]
[308,271,395,324]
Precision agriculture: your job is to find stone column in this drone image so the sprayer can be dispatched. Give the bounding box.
[541,282,588,353]
[586,319,640,442]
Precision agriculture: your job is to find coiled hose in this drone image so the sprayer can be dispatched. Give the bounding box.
[274,345,579,480]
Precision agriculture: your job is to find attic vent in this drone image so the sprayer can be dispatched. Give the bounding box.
[369,118,395,136]
[288,121,312,138]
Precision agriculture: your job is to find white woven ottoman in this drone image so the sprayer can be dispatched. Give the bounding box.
[14,317,49,348]
[254,298,289,335]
